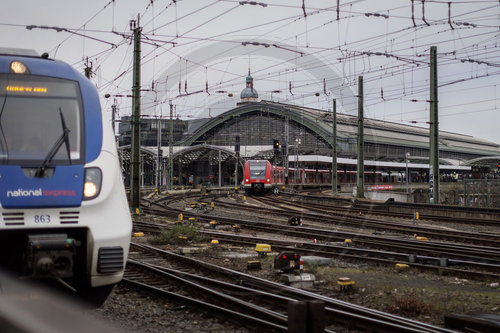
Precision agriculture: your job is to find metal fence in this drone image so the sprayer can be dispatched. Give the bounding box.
[463,179,500,208]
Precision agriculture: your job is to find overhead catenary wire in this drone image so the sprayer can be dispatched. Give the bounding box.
[7,0,495,136]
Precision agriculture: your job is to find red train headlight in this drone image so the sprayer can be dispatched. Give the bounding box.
[83,167,102,200]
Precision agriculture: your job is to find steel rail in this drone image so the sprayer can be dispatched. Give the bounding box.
[132,220,500,279]
[131,242,455,333]
[122,278,287,332]
[175,211,500,263]
[275,192,500,227]
[125,260,289,331]
[208,197,500,247]
[140,200,500,268]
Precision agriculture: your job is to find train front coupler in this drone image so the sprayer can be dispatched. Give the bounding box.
[23,234,77,282]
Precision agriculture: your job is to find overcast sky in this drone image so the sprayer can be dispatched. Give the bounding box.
[2,0,499,144]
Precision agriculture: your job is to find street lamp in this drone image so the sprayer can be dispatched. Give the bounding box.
[405,152,410,194]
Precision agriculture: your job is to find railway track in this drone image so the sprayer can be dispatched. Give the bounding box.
[133,220,500,279]
[125,247,289,331]
[124,242,455,333]
[277,191,500,227]
[208,196,500,247]
[138,195,500,278]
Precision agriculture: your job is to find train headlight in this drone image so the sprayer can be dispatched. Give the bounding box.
[83,167,102,200]
[10,61,29,74]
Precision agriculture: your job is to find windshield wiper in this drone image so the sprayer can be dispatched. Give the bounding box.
[35,109,71,177]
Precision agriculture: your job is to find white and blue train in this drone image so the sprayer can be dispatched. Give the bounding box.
[0,48,131,304]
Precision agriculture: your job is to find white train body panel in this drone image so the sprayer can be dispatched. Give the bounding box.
[0,49,131,298]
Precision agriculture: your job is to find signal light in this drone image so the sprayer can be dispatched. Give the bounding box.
[235,135,240,153]
[273,139,280,154]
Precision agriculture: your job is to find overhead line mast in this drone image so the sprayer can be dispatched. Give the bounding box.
[429,46,440,204]
[356,76,365,199]
[130,18,142,213]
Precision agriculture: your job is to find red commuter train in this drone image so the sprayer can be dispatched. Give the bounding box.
[243,160,274,194]
[243,159,386,194]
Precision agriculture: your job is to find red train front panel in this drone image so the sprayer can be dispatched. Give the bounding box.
[243,160,272,194]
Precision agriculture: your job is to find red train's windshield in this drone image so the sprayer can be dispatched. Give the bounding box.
[248,161,267,179]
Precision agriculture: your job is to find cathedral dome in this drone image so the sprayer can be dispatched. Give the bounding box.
[240,70,258,102]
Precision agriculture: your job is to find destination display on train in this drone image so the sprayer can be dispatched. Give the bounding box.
[5,85,48,94]
[0,76,78,98]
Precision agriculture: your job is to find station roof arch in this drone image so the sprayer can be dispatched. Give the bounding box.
[177,99,500,165]
[181,100,334,149]
[172,144,239,166]
[462,156,500,166]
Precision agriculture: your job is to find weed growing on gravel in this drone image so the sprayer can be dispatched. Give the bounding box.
[151,224,207,245]
[391,292,435,316]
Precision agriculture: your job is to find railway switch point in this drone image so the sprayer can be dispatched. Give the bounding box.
[255,243,271,256]
[337,277,355,291]
[209,220,218,229]
[344,239,352,247]
[178,213,183,221]
[415,236,428,241]
[210,239,219,246]
[247,260,261,270]
[233,224,241,232]
[133,232,145,237]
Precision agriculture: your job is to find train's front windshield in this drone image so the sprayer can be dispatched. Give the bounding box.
[248,161,267,179]
[0,75,83,166]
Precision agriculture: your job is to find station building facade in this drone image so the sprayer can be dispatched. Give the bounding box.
[118,72,500,188]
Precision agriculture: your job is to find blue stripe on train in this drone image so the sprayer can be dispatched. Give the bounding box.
[0,165,84,208]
